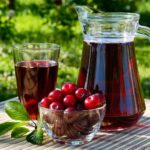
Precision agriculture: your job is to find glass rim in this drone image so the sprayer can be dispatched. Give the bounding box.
[38,103,106,113]
[13,43,60,51]
[82,12,140,22]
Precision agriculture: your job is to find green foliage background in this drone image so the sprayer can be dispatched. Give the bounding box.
[0,0,150,101]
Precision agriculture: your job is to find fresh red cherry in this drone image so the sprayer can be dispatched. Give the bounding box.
[48,89,64,102]
[84,93,105,109]
[75,88,90,101]
[49,102,64,110]
[63,95,77,107]
[64,107,78,123]
[61,82,77,95]
[65,107,76,112]
[40,97,50,108]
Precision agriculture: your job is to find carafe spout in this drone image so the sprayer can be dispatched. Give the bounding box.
[75,5,104,21]
[74,5,90,21]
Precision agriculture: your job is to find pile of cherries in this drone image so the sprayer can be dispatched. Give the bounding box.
[40,82,105,111]
[40,82,106,138]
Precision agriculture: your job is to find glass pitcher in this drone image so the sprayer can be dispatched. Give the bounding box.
[75,6,149,131]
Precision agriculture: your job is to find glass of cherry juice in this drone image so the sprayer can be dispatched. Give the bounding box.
[13,43,60,120]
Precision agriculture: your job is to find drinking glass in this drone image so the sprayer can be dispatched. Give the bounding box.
[13,43,60,120]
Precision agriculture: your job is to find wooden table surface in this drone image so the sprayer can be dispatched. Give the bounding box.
[0,97,150,150]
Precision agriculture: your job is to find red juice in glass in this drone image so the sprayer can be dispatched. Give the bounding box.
[15,60,58,120]
[13,43,60,120]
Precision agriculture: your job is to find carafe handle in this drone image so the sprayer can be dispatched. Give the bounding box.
[137,25,150,39]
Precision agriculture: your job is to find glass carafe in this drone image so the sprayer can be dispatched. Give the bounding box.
[75,6,150,131]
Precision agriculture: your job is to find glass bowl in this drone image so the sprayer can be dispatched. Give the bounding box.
[39,104,106,146]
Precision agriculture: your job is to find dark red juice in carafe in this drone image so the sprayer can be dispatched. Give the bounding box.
[15,60,58,120]
[77,40,146,131]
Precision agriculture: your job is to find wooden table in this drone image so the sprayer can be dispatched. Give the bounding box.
[0,97,150,150]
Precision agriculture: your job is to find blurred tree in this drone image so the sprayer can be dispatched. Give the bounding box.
[99,0,138,12]
[42,0,78,43]
[8,0,15,10]
[74,0,139,12]
[0,0,15,42]
[55,0,62,5]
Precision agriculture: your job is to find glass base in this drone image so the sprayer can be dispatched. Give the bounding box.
[101,112,143,132]
[52,134,94,146]
[45,122,99,146]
